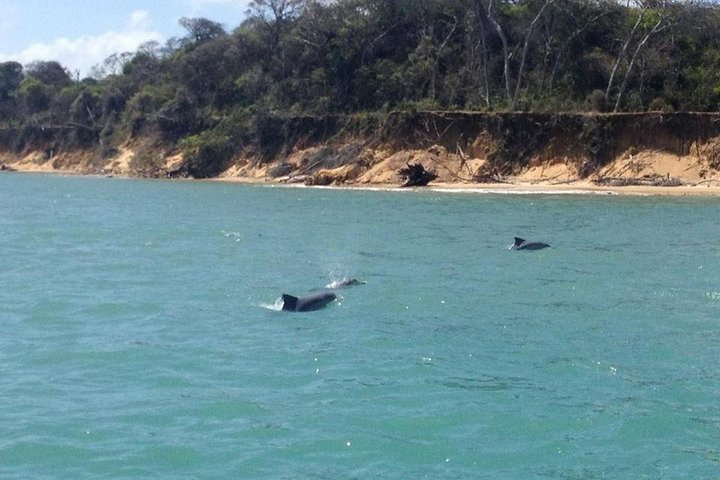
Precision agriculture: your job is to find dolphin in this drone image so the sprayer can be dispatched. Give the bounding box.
[281,291,337,312]
[509,237,550,250]
[327,277,367,288]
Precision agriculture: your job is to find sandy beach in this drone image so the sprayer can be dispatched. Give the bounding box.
[208,144,720,196]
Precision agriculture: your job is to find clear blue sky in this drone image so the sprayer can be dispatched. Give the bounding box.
[0,0,253,76]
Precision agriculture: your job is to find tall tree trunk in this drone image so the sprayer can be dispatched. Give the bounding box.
[605,11,644,103]
[537,18,555,95]
[613,16,668,112]
[511,0,554,111]
[473,1,492,107]
[546,9,610,94]
[431,16,458,102]
[487,0,512,104]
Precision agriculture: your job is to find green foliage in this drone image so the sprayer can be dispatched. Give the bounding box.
[648,97,674,112]
[121,51,160,80]
[150,88,201,141]
[0,62,24,123]
[679,48,720,111]
[577,115,619,175]
[587,90,607,112]
[69,89,101,126]
[0,61,23,100]
[180,129,234,178]
[179,17,226,48]
[25,61,71,88]
[122,84,176,137]
[18,76,51,113]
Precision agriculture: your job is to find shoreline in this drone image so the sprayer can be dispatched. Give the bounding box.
[211,176,720,197]
[0,162,720,197]
[5,164,720,197]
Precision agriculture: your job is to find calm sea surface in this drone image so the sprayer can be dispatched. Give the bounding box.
[1,173,718,479]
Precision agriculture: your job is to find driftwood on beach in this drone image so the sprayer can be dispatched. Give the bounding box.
[0,161,15,172]
[593,175,682,187]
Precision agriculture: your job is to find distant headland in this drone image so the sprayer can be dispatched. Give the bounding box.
[3,1,720,195]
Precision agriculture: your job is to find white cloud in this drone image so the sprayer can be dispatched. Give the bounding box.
[189,0,254,12]
[128,10,152,31]
[192,0,250,4]
[0,3,20,44]
[0,10,163,78]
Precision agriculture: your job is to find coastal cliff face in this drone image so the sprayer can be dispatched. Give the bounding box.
[3,112,720,186]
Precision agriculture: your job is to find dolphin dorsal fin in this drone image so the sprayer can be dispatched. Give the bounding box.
[514,237,525,245]
[281,294,298,311]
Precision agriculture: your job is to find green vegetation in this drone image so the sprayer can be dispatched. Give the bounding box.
[1,0,720,177]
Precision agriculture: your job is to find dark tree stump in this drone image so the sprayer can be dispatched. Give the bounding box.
[399,162,437,187]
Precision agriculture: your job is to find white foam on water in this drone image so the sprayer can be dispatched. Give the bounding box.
[258,297,284,311]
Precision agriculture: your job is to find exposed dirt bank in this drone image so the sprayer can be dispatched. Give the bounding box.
[3,112,720,195]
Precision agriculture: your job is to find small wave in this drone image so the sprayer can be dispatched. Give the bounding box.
[221,231,243,243]
[429,187,619,196]
[439,375,538,392]
[705,291,720,301]
[253,183,623,196]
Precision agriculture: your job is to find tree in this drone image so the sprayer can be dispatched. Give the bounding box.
[122,50,161,80]
[511,0,554,110]
[179,17,227,47]
[156,89,199,140]
[430,14,459,103]
[18,76,51,113]
[668,4,720,110]
[70,89,101,127]
[25,61,71,88]
[486,0,513,104]
[247,0,306,55]
[611,1,683,111]
[89,52,134,79]
[248,0,306,30]
[0,61,23,100]
[540,0,616,96]
[466,1,492,108]
[177,35,245,107]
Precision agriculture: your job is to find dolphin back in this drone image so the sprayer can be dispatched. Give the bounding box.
[511,237,550,250]
[522,241,550,250]
[281,291,337,312]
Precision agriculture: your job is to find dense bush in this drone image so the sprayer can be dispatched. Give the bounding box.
[180,129,235,178]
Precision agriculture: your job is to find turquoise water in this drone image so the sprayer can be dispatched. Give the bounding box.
[1,174,719,479]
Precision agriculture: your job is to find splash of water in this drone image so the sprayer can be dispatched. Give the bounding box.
[258,297,284,311]
[325,277,367,289]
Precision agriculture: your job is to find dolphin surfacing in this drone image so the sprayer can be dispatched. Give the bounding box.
[510,237,550,250]
[281,291,337,312]
[327,277,367,288]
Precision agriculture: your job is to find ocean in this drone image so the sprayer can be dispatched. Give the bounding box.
[1,173,718,479]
